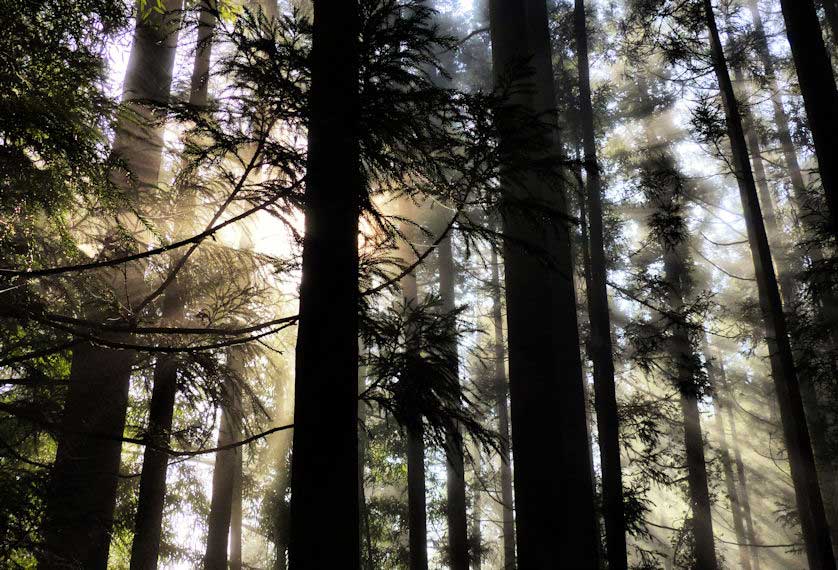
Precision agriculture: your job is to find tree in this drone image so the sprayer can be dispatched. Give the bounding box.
[703,1,836,566]
[39,1,182,567]
[489,0,599,566]
[439,232,469,570]
[205,362,243,570]
[490,244,515,570]
[777,0,838,240]
[287,1,362,568]
[573,1,629,568]
[129,4,217,568]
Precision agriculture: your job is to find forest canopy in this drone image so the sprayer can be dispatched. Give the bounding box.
[1,0,837,569]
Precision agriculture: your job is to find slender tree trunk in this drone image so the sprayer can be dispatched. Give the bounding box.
[746,4,838,550]
[400,225,429,570]
[287,1,361,568]
[490,245,515,570]
[720,363,761,570]
[662,249,718,570]
[407,421,429,570]
[130,6,216,567]
[777,0,838,239]
[705,351,751,570]
[489,1,599,566]
[205,367,243,570]
[574,3,628,569]
[438,233,469,570]
[471,450,482,570]
[703,2,837,567]
[39,3,181,568]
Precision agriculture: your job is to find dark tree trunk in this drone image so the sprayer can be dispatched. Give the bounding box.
[406,421,429,570]
[777,0,838,240]
[400,227,429,570]
[720,363,761,570]
[662,249,718,570]
[573,2,628,568]
[39,3,181,568]
[746,4,838,550]
[490,245,515,570]
[130,7,216,567]
[205,369,243,570]
[287,2,361,568]
[704,2,837,567]
[438,233,469,570]
[489,1,599,566]
[705,352,750,570]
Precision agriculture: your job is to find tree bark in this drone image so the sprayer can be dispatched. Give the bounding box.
[400,220,429,570]
[205,366,243,570]
[438,233,469,570]
[130,6,216,567]
[39,3,181,568]
[490,245,516,570]
[720,363,761,570]
[662,247,718,570]
[489,1,599,566]
[573,2,628,568]
[230,451,243,570]
[703,2,837,567]
[287,2,361,567]
[705,352,750,570]
[777,0,838,240]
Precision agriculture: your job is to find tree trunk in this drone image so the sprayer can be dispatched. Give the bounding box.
[573,2,628,568]
[720,363,761,570]
[407,421,429,570]
[400,224,429,570]
[230,445,243,570]
[490,245,515,570]
[489,1,599,566]
[39,3,181,568]
[470,450,482,570]
[287,2,361,567]
[703,2,837,567]
[130,6,216,567]
[662,248,718,570]
[777,0,838,240]
[705,352,751,570]
[205,367,243,570]
[746,3,838,550]
[439,233,469,570]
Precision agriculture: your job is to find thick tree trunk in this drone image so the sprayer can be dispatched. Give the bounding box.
[438,233,469,570]
[489,1,599,566]
[663,250,718,570]
[39,3,181,568]
[205,369,243,570]
[777,0,838,239]
[705,352,751,570]
[490,245,515,570]
[703,2,837,567]
[230,445,243,570]
[287,2,361,567]
[130,7,216,567]
[573,2,628,569]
